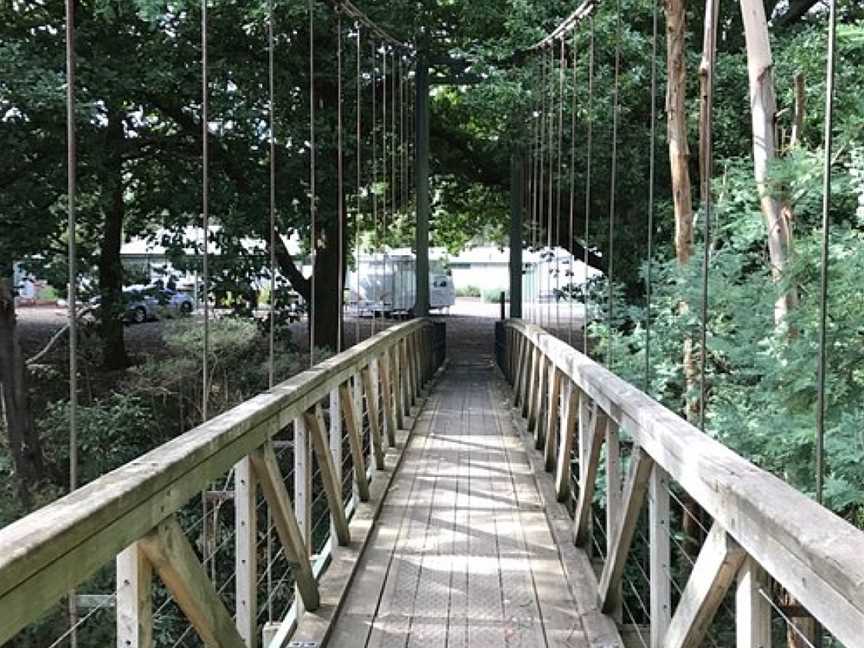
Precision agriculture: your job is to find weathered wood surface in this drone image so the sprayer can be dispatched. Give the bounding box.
[0,319,430,646]
[505,319,864,647]
[327,358,609,647]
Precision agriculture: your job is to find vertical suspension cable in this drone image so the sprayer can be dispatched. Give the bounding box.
[645,0,659,394]
[698,0,718,431]
[199,0,212,587]
[355,25,362,343]
[382,48,388,312]
[308,0,317,365]
[538,52,547,328]
[371,41,378,334]
[815,0,838,506]
[64,0,78,643]
[583,16,594,357]
[266,0,277,616]
[556,36,566,337]
[337,11,344,352]
[607,0,622,368]
[568,29,578,347]
[268,0,277,388]
[530,61,545,324]
[546,45,555,329]
[201,0,210,418]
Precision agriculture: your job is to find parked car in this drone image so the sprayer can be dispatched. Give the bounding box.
[90,285,194,324]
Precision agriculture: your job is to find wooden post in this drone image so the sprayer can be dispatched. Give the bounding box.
[361,364,386,469]
[138,517,247,648]
[574,403,604,547]
[529,354,547,440]
[339,382,370,502]
[249,443,320,611]
[554,382,579,501]
[304,405,350,546]
[649,466,672,648]
[234,457,257,647]
[735,558,772,648]
[663,523,746,648]
[116,542,153,648]
[513,337,527,407]
[604,420,623,621]
[329,386,344,531]
[293,415,312,615]
[405,333,419,405]
[399,337,411,415]
[509,151,523,319]
[390,346,405,430]
[379,354,397,446]
[543,366,562,471]
[414,59,430,317]
[599,447,653,616]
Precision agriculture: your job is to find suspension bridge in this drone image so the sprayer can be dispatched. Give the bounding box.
[1,0,861,646]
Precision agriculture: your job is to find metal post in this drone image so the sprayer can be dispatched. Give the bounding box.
[414,58,430,317]
[509,151,524,318]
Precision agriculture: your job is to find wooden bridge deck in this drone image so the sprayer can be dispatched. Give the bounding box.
[324,356,616,648]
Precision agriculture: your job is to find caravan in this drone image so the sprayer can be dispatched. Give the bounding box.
[347,252,455,317]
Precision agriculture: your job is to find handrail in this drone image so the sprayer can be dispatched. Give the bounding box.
[0,318,440,646]
[503,319,864,647]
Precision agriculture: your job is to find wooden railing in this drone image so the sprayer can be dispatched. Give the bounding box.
[0,318,442,647]
[501,319,863,648]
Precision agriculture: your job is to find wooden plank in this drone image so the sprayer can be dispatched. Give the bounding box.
[554,381,579,501]
[138,516,246,648]
[735,557,772,648]
[663,522,746,648]
[361,364,386,470]
[543,366,562,472]
[233,457,257,647]
[574,405,606,547]
[339,382,370,502]
[304,405,351,546]
[249,442,320,611]
[598,446,653,615]
[649,466,672,648]
[116,542,153,648]
[506,321,864,646]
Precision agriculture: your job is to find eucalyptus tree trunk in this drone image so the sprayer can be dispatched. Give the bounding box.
[665,0,699,423]
[739,0,799,328]
[667,0,705,560]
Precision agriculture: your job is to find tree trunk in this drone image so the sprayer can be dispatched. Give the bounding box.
[99,112,129,370]
[310,212,342,353]
[739,0,799,328]
[668,0,705,561]
[275,211,343,354]
[0,271,45,505]
[666,0,694,268]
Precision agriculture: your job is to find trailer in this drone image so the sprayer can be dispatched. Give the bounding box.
[346,252,455,317]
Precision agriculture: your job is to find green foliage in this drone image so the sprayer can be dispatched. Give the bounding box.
[595,149,864,519]
[455,284,481,297]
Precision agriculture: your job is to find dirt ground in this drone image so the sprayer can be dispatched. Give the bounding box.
[15,298,585,366]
